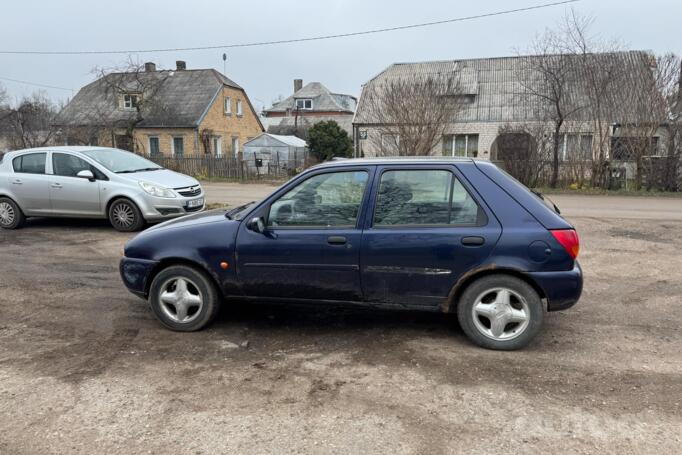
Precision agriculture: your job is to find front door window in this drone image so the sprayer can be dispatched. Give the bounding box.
[268,171,369,228]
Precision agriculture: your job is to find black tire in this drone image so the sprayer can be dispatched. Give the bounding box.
[457,275,544,350]
[108,198,145,232]
[0,197,26,230]
[148,265,221,332]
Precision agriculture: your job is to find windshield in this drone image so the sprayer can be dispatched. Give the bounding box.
[81,149,162,173]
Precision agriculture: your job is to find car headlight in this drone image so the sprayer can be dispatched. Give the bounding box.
[139,181,176,198]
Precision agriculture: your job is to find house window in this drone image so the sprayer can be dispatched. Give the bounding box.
[610,136,659,161]
[295,99,313,110]
[213,136,222,157]
[442,134,479,157]
[558,134,593,161]
[148,137,160,156]
[236,100,243,116]
[231,136,239,156]
[172,137,184,157]
[224,97,231,115]
[122,94,140,110]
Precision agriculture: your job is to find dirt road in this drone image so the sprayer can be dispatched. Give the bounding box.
[0,196,680,454]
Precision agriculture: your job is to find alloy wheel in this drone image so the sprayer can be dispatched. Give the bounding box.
[471,287,530,341]
[0,202,15,226]
[112,203,135,229]
[158,277,204,323]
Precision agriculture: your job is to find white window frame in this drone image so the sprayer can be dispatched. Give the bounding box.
[171,136,185,157]
[148,136,160,156]
[213,136,222,157]
[295,98,313,110]
[236,99,243,116]
[123,94,140,110]
[224,97,231,115]
[231,136,239,157]
[443,134,479,157]
[559,133,593,161]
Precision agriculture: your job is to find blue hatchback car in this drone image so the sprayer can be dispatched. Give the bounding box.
[120,158,582,350]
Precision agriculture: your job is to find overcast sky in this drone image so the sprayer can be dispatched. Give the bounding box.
[1,0,680,111]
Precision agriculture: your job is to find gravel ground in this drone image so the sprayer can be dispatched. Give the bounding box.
[0,195,680,454]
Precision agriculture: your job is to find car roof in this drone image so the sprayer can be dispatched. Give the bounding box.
[310,157,475,169]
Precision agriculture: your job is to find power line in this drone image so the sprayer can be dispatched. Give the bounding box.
[0,75,73,92]
[0,0,579,56]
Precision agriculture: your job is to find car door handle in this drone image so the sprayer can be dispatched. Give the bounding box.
[50,183,63,189]
[327,236,347,245]
[11,179,22,185]
[461,236,485,246]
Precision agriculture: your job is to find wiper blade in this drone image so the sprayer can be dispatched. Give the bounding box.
[115,167,162,174]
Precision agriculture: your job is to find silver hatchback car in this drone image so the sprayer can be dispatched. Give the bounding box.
[0,146,204,232]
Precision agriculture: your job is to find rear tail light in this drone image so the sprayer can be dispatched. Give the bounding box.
[550,229,580,259]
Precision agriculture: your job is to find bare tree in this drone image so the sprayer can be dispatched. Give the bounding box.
[361,73,464,156]
[88,58,171,152]
[517,25,587,188]
[560,11,627,188]
[2,91,60,149]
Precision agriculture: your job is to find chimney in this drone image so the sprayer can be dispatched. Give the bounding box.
[144,62,156,72]
[294,79,303,93]
[176,60,187,71]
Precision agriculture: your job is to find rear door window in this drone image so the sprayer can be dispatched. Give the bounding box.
[12,153,47,174]
[373,169,485,227]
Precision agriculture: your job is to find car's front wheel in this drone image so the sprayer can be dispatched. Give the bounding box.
[457,275,544,350]
[148,265,221,331]
[0,197,26,230]
[108,198,145,232]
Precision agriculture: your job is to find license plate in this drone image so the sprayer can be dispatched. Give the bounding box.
[186,198,204,208]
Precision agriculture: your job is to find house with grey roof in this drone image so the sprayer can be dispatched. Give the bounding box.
[262,80,356,135]
[353,51,664,166]
[54,61,263,157]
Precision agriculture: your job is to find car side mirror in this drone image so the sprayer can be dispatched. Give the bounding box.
[77,170,95,181]
[247,216,265,234]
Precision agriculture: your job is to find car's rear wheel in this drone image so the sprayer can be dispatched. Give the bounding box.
[0,197,26,230]
[457,275,544,350]
[148,265,221,331]
[108,198,145,232]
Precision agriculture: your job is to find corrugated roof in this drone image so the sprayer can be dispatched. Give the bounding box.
[354,51,654,125]
[264,82,356,114]
[54,68,248,128]
[244,133,307,148]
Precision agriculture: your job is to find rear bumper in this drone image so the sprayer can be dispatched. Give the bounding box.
[528,262,583,312]
[119,256,158,298]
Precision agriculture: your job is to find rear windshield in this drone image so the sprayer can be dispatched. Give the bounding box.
[474,161,571,230]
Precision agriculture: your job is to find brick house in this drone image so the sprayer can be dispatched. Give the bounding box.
[54,61,263,157]
[353,51,665,165]
[262,80,356,135]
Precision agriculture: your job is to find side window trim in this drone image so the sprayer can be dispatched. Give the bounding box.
[369,165,488,229]
[263,167,373,231]
[51,152,108,180]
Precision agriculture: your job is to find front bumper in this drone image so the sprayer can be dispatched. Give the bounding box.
[119,256,159,298]
[135,191,205,222]
[527,262,583,312]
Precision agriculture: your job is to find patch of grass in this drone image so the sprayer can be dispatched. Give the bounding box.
[204,203,229,210]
